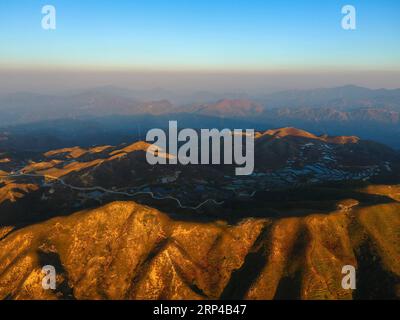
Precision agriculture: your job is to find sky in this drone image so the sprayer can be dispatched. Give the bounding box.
[0,0,399,93]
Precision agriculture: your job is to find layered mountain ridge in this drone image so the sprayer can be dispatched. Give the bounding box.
[2,85,400,151]
[0,126,399,300]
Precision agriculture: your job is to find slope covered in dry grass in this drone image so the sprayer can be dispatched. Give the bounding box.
[0,197,398,300]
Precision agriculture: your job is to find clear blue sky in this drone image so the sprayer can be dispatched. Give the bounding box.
[0,0,399,71]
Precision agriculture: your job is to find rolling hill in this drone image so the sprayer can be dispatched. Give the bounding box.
[0,126,399,300]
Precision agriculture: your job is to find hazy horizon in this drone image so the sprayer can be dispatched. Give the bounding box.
[0,70,399,96]
[1,0,399,94]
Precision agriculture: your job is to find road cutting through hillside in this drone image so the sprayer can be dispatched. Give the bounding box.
[6,172,225,211]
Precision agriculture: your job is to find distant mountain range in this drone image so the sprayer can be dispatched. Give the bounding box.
[2,85,400,124]
[260,85,400,109]
[1,85,400,148]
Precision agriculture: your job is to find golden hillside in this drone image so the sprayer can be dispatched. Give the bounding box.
[0,198,398,300]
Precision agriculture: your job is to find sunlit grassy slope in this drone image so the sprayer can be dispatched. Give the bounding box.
[0,193,398,300]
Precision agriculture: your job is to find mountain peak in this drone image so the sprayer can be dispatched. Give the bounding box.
[262,127,360,144]
[264,127,318,139]
[195,99,264,117]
